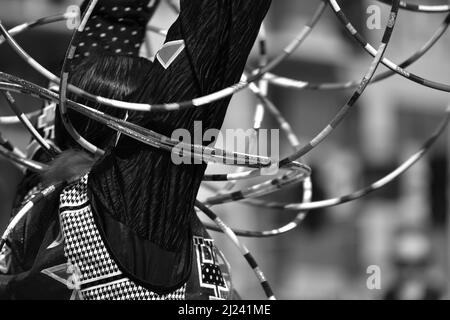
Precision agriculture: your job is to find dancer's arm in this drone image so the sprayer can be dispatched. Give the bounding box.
[130,0,272,133]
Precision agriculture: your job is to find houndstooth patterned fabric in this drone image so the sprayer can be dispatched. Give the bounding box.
[59,175,186,300]
[83,278,186,300]
[60,205,120,282]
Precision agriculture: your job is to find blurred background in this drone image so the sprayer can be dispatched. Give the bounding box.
[0,0,449,300]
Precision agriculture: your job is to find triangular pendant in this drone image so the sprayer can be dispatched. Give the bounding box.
[41,263,83,300]
[156,40,185,69]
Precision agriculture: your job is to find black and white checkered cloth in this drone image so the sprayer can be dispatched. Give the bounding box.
[82,278,185,300]
[59,175,186,300]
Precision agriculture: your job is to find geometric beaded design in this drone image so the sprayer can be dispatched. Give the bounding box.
[193,236,230,300]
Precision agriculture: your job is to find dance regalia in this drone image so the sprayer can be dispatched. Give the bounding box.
[0,0,271,300]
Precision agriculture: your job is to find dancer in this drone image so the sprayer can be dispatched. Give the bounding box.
[0,0,271,300]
